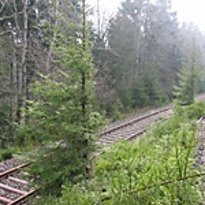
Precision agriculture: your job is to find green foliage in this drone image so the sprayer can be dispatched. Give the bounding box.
[132,66,167,108]
[173,48,201,105]
[0,106,15,148]
[102,0,180,110]
[19,12,103,195]
[0,148,13,161]
[93,121,200,204]
[0,146,29,161]
[39,103,205,205]
[112,98,124,121]
[25,45,102,194]
[0,35,15,148]
[132,76,149,107]
[175,102,205,120]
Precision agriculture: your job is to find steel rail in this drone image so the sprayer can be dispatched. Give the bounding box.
[0,163,31,178]
[8,189,37,205]
[100,93,205,140]
[0,162,36,205]
[100,107,172,145]
[101,106,173,136]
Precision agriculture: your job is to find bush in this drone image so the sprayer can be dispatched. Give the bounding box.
[0,148,14,161]
[175,102,205,120]
[39,104,203,205]
[0,106,15,148]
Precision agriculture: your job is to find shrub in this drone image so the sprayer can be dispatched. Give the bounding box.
[40,104,204,204]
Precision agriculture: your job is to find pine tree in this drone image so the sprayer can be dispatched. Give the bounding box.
[105,0,180,109]
[21,0,102,195]
[173,45,200,105]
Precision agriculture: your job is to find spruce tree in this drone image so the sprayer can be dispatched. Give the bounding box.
[22,0,102,195]
[173,45,200,105]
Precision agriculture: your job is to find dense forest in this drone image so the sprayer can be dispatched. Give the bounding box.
[1,0,205,204]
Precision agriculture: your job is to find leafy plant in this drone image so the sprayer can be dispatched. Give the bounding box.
[38,103,205,204]
[21,1,103,195]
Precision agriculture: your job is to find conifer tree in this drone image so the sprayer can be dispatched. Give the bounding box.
[22,0,102,195]
[173,44,200,105]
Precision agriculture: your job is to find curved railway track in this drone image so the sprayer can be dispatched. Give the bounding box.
[99,94,205,146]
[0,160,36,205]
[99,106,173,145]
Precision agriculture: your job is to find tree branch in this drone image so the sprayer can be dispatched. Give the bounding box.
[0,0,9,14]
[0,11,23,21]
[95,171,205,204]
[0,29,14,35]
[12,0,20,32]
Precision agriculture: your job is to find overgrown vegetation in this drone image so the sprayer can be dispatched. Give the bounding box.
[32,103,205,204]
[173,46,201,105]
[0,0,205,204]
[1,0,205,137]
[17,0,104,195]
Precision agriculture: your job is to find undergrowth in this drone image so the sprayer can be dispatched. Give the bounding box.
[33,102,205,204]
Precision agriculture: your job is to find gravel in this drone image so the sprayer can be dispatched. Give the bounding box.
[0,159,33,205]
[99,109,173,145]
[102,105,173,133]
[0,159,19,173]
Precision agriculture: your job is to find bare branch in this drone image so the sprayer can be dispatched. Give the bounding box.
[0,0,9,14]
[0,0,44,22]
[12,0,20,32]
[0,11,23,21]
[0,29,13,35]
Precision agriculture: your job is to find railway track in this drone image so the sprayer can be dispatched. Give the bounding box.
[0,159,36,205]
[99,94,205,146]
[99,106,174,145]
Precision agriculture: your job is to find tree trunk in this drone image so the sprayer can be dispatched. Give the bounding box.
[11,44,17,123]
[17,0,29,124]
[81,0,86,117]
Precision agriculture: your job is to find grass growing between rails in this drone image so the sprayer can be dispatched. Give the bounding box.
[34,103,205,204]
